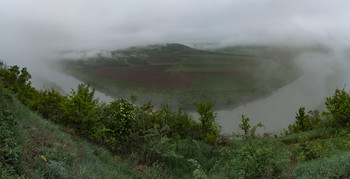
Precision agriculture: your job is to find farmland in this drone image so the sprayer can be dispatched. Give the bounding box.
[59,43,302,110]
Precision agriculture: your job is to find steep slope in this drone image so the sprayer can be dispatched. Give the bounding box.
[0,87,148,178]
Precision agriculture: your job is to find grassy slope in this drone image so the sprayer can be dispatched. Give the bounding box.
[0,87,157,178]
[2,85,350,178]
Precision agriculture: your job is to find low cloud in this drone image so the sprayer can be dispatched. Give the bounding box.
[1,0,350,53]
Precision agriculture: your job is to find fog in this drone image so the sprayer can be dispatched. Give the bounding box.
[218,51,350,134]
[1,0,350,133]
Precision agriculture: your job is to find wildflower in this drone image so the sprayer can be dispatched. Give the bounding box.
[41,155,47,162]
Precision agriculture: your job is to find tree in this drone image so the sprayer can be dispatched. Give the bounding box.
[295,107,306,131]
[325,88,350,126]
[239,115,251,136]
[238,115,264,139]
[197,102,220,142]
[0,65,38,106]
[31,88,66,122]
[61,84,101,134]
[103,98,135,141]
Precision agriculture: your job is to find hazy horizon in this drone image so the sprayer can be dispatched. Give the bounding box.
[1,0,350,53]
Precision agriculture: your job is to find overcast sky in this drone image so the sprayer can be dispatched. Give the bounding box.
[1,0,350,52]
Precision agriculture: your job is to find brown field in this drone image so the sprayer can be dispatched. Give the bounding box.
[79,61,246,89]
[145,58,180,65]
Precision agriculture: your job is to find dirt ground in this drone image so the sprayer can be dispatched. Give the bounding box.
[79,59,245,89]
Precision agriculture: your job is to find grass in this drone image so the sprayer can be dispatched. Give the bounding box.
[3,83,350,178]
[279,128,333,144]
[0,87,148,178]
[293,151,350,178]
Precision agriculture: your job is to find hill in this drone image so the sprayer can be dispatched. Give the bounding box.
[58,43,302,110]
[2,62,350,178]
[0,87,147,178]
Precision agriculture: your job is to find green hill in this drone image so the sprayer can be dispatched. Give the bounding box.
[58,43,302,111]
[0,87,146,178]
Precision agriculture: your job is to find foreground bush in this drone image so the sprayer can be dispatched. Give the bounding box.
[325,88,350,126]
[220,140,291,178]
[61,84,102,135]
[31,88,67,122]
[0,110,22,178]
[293,151,350,178]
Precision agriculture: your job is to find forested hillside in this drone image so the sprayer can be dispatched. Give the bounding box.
[2,61,350,178]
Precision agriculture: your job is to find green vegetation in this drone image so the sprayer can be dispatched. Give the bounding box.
[166,56,257,72]
[3,61,350,178]
[0,86,141,178]
[189,74,256,90]
[58,43,302,111]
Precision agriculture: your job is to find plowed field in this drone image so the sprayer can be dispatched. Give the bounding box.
[80,62,246,89]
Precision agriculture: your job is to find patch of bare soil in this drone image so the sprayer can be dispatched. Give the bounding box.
[79,64,246,89]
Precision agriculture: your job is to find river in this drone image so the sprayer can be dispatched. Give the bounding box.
[217,52,350,134]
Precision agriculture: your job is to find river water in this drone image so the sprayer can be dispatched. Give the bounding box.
[217,52,350,134]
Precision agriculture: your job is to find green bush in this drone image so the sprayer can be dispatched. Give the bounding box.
[103,98,135,141]
[153,106,200,139]
[325,88,350,126]
[290,131,350,163]
[222,140,291,178]
[289,108,324,133]
[31,88,67,122]
[238,114,264,139]
[61,84,102,135]
[0,64,38,106]
[197,102,221,143]
[131,103,201,141]
[0,110,22,177]
[293,151,350,178]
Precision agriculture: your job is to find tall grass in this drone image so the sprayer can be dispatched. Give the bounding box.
[0,87,145,178]
[293,151,350,178]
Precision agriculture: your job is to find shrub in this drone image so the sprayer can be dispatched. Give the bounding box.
[0,110,22,177]
[197,102,221,142]
[222,140,291,178]
[61,84,102,135]
[238,115,264,139]
[288,108,324,134]
[293,151,350,178]
[290,132,350,163]
[325,88,350,126]
[153,106,200,139]
[31,88,66,122]
[0,64,38,106]
[102,98,136,141]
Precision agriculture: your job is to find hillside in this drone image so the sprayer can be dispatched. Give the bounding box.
[58,43,302,110]
[2,62,350,178]
[0,87,147,178]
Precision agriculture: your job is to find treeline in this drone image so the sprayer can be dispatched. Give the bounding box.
[3,61,350,178]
